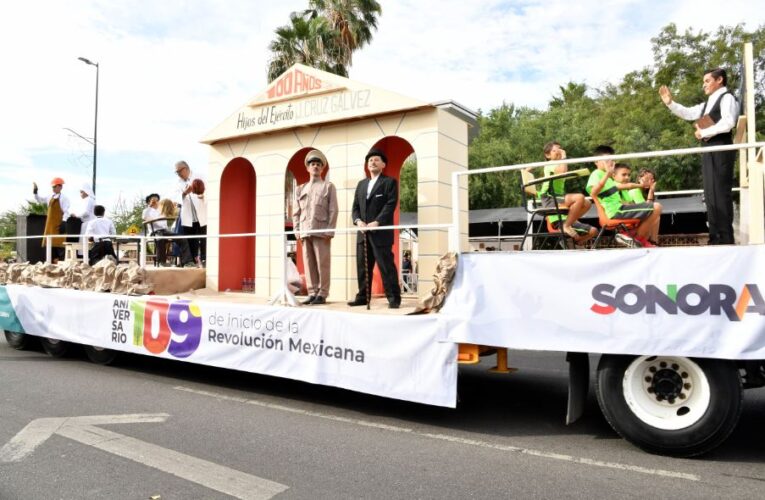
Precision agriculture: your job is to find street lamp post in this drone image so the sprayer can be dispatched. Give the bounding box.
[78,57,98,195]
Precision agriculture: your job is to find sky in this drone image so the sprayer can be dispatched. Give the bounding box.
[0,0,762,216]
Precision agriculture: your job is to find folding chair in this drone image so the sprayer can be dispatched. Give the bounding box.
[519,169,571,250]
[591,194,642,248]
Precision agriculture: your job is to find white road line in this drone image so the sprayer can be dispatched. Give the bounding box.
[57,424,288,500]
[174,385,700,482]
[2,413,289,500]
[0,414,170,463]
[0,417,66,463]
[173,386,413,433]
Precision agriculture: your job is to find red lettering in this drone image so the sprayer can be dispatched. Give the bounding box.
[265,70,324,101]
[143,299,171,354]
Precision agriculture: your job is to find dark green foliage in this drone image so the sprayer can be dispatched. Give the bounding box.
[466,23,765,209]
[268,1,382,82]
[111,196,145,235]
[399,155,417,213]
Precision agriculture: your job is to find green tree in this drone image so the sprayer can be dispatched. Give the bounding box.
[0,210,17,260]
[307,0,382,66]
[465,23,765,209]
[468,103,547,209]
[267,12,346,82]
[399,154,417,212]
[111,196,145,235]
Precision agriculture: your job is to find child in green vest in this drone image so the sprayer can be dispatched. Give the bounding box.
[533,141,596,244]
[587,146,662,247]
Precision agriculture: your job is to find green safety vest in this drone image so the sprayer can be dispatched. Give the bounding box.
[586,169,622,218]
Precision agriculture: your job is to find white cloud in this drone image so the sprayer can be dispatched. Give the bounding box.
[0,0,762,217]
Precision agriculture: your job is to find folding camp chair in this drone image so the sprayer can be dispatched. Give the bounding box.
[143,218,178,266]
[591,194,642,248]
[519,168,589,250]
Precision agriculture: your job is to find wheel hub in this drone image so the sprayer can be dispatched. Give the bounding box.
[643,359,692,405]
[651,369,683,399]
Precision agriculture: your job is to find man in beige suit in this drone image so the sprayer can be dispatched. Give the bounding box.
[293,150,338,305]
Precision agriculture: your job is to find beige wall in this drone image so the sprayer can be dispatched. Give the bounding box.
[205,107,469,301]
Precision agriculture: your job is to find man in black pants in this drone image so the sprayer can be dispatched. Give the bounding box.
[659,68,739,244]
[348,148,401,309]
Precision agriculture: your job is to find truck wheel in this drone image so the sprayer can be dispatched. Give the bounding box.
[3,330,31,350]
[84,345,118,365]
[40,337,70,357]
[596,354,742,457]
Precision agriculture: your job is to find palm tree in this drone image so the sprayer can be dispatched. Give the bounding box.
[267,12,347,82]
[307,0,382,66]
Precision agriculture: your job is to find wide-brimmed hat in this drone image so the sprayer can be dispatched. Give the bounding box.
[305,150,327,167]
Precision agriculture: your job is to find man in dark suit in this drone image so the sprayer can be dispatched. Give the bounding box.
[348,148,402,308]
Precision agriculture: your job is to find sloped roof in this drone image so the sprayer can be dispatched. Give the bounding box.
[202,64,436,144]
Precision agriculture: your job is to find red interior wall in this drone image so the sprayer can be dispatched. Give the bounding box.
[367,136,414,296]
[219,158,256,291]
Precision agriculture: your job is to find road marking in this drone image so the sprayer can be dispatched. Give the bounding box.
[173,385,414,433]
[1,413,288,500]
[174,385,700,482]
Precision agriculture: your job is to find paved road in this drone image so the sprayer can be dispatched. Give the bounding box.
[1,336,763,499]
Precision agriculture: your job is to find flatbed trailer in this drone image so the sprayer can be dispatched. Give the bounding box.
[3,241,765,458]
[3,42,764,459]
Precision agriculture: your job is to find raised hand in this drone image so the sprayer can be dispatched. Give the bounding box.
[658,85,673,105]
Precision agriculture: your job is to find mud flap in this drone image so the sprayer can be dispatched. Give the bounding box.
[566,352,589,425]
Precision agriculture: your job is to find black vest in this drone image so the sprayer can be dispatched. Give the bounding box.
[701,91,734,146]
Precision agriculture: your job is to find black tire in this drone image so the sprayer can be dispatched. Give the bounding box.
[84,345,118,365]
[39,337,70,357]
[596,354,742,457]
[3,330,31,350]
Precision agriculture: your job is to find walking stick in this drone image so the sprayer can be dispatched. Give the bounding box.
[364,232,370,310]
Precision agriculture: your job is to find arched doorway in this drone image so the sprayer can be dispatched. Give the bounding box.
[219,157,256,291]
[367,136,415,296]
[285,148,330,293]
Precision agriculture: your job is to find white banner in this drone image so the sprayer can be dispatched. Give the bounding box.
[0,285,457,407]
[441,247,765,359]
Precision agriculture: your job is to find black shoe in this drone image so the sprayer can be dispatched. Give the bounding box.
[311,296,326,305]
[347,297,367,306]
[302,295,316,305]
[388,301,400,309]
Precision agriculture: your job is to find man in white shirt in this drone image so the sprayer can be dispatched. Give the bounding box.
[174,161,207,265]
[69,183,96,254]
[659,68,739,245]
[83,205,117,265]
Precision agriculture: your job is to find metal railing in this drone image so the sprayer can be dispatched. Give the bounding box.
[2,142,763,300]
[450,142,765,251]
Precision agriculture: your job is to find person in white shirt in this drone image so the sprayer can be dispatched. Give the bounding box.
[173,160,207,265]
[659,67,739,245]
[83,205,117,265]
[68,183,96,254]
[33,177,70,261]
[142,193,194,267]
